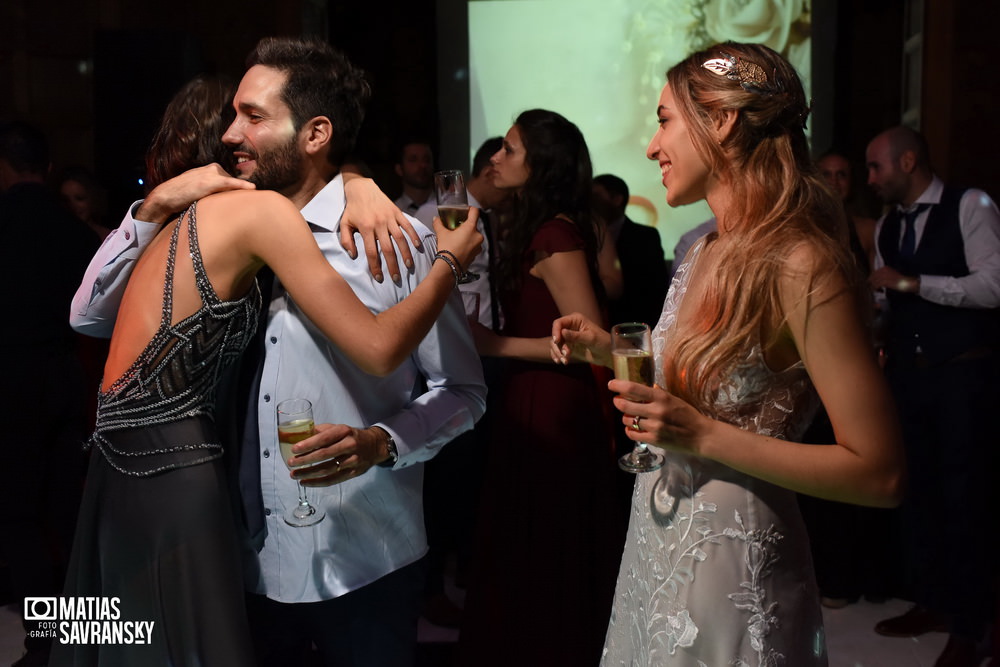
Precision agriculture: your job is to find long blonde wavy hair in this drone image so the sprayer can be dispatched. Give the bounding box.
[661,42,860,408]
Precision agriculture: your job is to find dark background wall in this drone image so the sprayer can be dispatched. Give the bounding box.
[1,0,997,218]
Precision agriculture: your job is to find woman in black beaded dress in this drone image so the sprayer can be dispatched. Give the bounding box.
[51,73,481,665]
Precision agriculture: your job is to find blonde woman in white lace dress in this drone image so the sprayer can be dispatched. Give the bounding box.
[552,42,904,666]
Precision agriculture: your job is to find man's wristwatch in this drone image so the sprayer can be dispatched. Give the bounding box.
[374,426,398,468]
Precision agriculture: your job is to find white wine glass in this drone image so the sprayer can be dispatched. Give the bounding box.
[433,169,479,284]
[611,323,664,474]
[276,398,325,527]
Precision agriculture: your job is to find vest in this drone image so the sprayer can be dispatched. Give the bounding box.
[877,186,999,365]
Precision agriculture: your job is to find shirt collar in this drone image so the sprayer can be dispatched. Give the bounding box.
[299,173,345,233]
[898,175,944,214]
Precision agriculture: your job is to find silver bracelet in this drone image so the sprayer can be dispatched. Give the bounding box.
[433,252,460,286]
[435,249,464,274]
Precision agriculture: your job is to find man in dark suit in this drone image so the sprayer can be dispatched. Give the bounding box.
[593,173,669,329]
[867,125,1000,667]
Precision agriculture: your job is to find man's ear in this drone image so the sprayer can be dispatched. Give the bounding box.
[714,109,738,144]
[898,149,916,174]
[302,116,332,157]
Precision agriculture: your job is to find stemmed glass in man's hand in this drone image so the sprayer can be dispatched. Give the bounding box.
[434,169,479,284]
[277,398,326,527]
[611,323,664,473]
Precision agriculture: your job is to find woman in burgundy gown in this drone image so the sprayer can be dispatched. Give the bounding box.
[459,109,623,666]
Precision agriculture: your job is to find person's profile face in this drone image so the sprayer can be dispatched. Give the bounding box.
[490,126,530,192]
[222,65,302,191]
[473,164,507,210]
[646,84,710,208]
[818,154,851,202]
[865,136,906,205]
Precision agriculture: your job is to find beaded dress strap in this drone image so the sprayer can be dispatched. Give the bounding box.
[159,204,187,328]
[85,200,260,477]
[184,201,223,308]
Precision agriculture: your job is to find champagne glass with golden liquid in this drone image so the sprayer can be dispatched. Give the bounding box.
[433,169,479,284]
[611,323,664,473]
[276,398,325,527]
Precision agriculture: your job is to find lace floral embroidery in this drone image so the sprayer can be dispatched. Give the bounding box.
[726,512,785,667]
[602,237,824,666]
[635,478,788,665]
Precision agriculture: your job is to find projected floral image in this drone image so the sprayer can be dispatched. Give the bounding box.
[469,0,812,256]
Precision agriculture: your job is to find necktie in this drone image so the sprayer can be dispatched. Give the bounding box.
[480,210,501,332]
[899,203,931,259]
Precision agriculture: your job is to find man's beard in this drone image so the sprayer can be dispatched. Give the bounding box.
[242,135,303,192]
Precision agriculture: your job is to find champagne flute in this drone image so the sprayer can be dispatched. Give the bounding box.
[276,398,325,527]
[611,323,664,473]
[433,169,479,284]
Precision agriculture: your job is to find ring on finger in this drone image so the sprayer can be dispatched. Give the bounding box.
[632,415,642,432]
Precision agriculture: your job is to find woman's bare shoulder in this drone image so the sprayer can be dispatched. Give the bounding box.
[195,189,297,222]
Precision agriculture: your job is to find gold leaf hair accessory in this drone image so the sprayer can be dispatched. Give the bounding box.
[702,53,784,97]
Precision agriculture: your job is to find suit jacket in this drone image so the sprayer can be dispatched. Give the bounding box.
[609,216,669,329]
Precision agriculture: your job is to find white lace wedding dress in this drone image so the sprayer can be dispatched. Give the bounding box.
[602,239,827,666]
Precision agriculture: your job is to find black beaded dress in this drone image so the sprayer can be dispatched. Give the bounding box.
[51,203,261,666]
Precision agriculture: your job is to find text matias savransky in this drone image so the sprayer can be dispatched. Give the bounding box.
[25,596,155,645]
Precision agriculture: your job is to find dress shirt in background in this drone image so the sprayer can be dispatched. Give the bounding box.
[394,192,437,228]
[873,176,1000,309]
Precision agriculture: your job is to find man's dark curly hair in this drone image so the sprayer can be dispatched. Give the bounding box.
[247,37,371,167]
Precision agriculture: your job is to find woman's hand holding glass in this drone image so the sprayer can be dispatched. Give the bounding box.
[610,323,664,473]
[552,313,714,468]
[433,170,481,284]
[432,206,483,283]
[608,380,711,461]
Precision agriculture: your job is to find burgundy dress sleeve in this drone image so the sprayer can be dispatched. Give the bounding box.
[526,217,585,263]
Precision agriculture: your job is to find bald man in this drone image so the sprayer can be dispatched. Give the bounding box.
[866,125,1000,667]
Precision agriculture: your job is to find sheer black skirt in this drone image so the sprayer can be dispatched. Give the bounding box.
[50,416,254,666]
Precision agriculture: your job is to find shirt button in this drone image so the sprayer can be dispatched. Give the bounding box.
[264,508,272,516]
[263,450,270,458]
[263,394,271,402]
[270,336,277,344]
[124,231,130,240]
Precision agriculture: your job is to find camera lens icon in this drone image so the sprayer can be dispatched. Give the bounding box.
[24,597,57,621]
